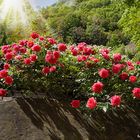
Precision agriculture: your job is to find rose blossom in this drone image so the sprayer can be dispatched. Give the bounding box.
[5,52,13,61]
[0,70,8,78]
[42,67,50,74]
[0,89,7,96]
[99,68,109,78]
[129,76,137,83]
[92,82,104,93]
[53,51,60,59]
[15,55,22,61]
[77,42,86,51]
[71,49,78,56]
[119,72,128,80]
[39,36,44,41]
[19,47,26,54]
[4,63,10,70]
[50,66,56,72]
[27,41,34,48]
[132,88,140,99]
[83,47,92,55]
[113,53,122,62]
[30,54,38,62]
[58,43,67,52]
[102,52,110,60]
[30,32,39,39]
[47,38,56,45]
[45,52,57,64]
[112,64,122,74]
[110,95,121,106]
[4,76,13,85]
[32,44,41,52]
[24,58,31,65]
[100,48,110,54]
[71,100,80,108]
[86,97,97,109]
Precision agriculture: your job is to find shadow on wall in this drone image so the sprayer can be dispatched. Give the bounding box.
[16,97,140,140]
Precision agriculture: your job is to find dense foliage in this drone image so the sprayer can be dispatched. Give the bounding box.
[40,0,140,60]
[0,33,140,111]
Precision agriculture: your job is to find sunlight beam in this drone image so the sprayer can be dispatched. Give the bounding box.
[0,0,28,26]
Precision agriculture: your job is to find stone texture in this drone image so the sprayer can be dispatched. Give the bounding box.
[0,97,139,140]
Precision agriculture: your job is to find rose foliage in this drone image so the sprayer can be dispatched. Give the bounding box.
[0,32,140,111]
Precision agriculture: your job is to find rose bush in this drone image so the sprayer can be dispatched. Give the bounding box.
[0,32,140,112]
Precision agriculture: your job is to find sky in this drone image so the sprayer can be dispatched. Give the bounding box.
[29,0,57,10]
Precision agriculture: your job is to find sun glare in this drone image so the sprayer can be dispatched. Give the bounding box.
[0,0,28,26]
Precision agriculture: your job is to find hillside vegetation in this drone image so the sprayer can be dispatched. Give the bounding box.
[40,0,140,60]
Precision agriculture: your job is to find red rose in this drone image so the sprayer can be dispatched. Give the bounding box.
[4,76,13,85]
[19,47,26,54]
[0,70,8,78]
[77,55,88,62]
[99,68,109,78]
[136,61,140,65]
[39,36,44,41]
[5,52,13,61]
[126,61,133,66]
[19,40,27,46]
[4,63,10,70]
[50,66,56,72]
[100,48,109,54]
[86,97,97,109]
[71,100,80,108]
[32,45,41,52]
[132,88,140,99]
[30,54,38,62]
[102,52,110,60]
[81,55,88,61]
[42,67,50,74]
[30,32,39,39]
[77,55,82,62]
[129,76,137,83]
[24,58,31,65]
[77,42,86,51]
[0,89,7,96]
[1,45,9,54]
[89,57,100,63]
[70,45,75,50]
[53,51,60,59]
[113,53,122,62]
[47,38,56,45]
[27,41,34,48]
[15,55,22,61]
[58,43,67,52]
[128,66,134,71]
[119,72,128,80]
[92,82,104,93]
[112,64,122,74]
[110,95,121,106]
[13,45,20,52]
[45,54,57,64]
[47,50,52,55]
[71,49,78,56]
[93,58,100,63]
[83,47,92,55]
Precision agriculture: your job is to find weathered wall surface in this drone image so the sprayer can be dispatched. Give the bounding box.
[0,97,140,140]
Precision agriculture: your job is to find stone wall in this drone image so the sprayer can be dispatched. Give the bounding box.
[0,97,140,140]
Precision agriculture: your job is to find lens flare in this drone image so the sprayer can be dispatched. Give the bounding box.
[0,0,28,26]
